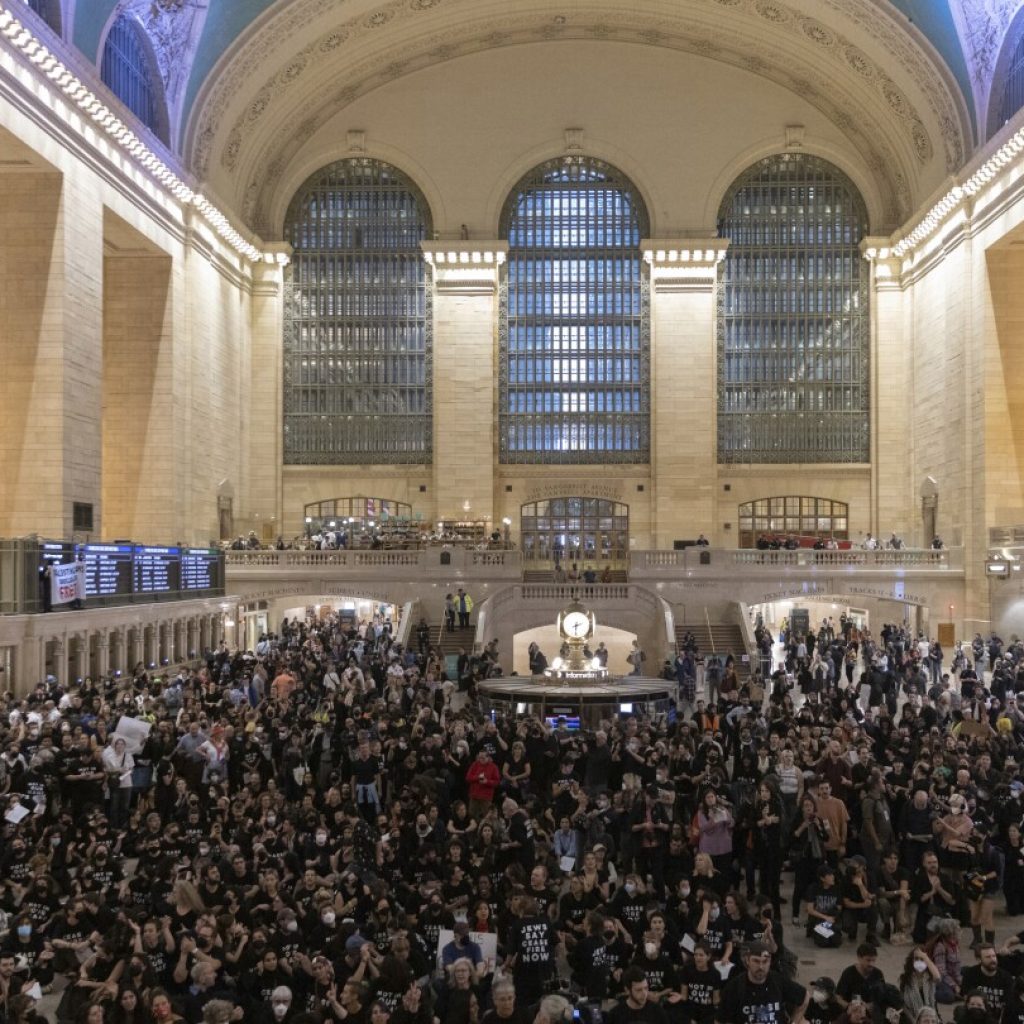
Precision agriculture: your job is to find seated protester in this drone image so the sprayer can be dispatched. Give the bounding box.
[804,864,843,948]
[717,941,807,1024]
[559,875,601,966]
[52,899,99,976]
[961,988,1001,1024]
[481,977,532,1024]
[628,932,678,1005]
[898,946,941,1023]
[876,849,912,944]
[720,893,762,962]
[435,957,481,1024]
[924,918,962,1004]
[911,853,959,944]
[6,914,54,987]
[182,959,237,1023]
[961,944,1015,1023]
[806,976,843,1024]
[577,914,631,1003]
[241,947,295,1017]
[840,862,880,946]
[835,944,884,1009]
[440,923,485,978]
[609,874,649,940]
[693,894,732,967]
[608,965,669,1024]
[678,943,721,1024]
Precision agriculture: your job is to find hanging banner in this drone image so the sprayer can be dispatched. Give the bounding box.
[50,562,85,607]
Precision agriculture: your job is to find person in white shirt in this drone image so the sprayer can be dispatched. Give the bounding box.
[101,736,135,829]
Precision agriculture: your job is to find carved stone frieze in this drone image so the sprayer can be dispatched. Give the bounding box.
[185,0,969,196]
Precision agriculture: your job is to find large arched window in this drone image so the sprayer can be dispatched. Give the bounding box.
[994,30,1024,134]
[499,157,649,463]
[283,159,432,464]
[738,496,848,548]
[100,14,167,142]
[23,0,62,35]
[717,153,869,463]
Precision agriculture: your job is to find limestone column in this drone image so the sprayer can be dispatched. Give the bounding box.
[73,632,89,682]
[863,241,913,541]
[246,247,289,536]
[421,243,506,525]
[52,638,68,688]
[95,631,109,679]
[0,169,104,536]
[644,242,727,547]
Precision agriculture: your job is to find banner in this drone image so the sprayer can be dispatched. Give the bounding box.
[50,562,85,606]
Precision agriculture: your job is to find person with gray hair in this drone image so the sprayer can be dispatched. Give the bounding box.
[201,1000,236,1024]
[533,994,572,1024]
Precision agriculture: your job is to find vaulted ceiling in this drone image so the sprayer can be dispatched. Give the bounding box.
[63,0,1021,234]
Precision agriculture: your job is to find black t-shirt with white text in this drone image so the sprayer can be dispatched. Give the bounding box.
[718,972,806,1024]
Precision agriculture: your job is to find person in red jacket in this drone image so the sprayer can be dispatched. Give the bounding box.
[467,749,501,819]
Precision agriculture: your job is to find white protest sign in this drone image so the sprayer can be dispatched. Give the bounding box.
[51,562,85,606]
[113,716,152,754]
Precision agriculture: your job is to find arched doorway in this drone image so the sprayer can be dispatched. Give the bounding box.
[520,497,629,569]
[737,496,849,548]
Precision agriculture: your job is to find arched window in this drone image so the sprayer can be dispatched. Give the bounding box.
[737,496,849,548]
[520,497,630,567]
[283,159,433,464]
[100,14,166,142]
[717,153,869,463]
[995,30,1024,133]
[22,0,62,35]
[499,157,649,463]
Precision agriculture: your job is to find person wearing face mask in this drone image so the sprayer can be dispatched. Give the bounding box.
[610,876,648,939]
[628,931,678,1005]
[694,895,732,967]
[578,913,630,1003]
[898,946,940,1022]
[805,977,841,1024]
[962,990,999,1024]
[265,985,295,1023]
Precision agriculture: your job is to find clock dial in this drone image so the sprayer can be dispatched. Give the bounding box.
[563,612,589,637]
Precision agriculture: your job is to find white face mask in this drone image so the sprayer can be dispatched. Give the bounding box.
[708,909,719,922]
[914,959,928,973]
[680,885,691,897]
[285,920,298,933]
[644,943,658,957]
[272,1004,288,1019]
[812,991,828,1005]
[624,882,637,895]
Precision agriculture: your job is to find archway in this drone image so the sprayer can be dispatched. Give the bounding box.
[520,497,629,570]
[512,622,637,677]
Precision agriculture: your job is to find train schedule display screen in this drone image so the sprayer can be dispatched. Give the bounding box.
[80,544,134,600]
[133,546,181,598]
[181,549,220,592]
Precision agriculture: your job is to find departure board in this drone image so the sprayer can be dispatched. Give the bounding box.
[80,544,134,599]
[181,548,220,591]
[133,546,181,597]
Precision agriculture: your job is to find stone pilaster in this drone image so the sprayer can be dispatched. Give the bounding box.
[422,243,507,525]
[644,241,727,547]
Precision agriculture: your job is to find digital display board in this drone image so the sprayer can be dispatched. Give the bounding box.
[181,549,220,591]
[40,541,74,568]
[80,544,134,599]
[133,546,181,597]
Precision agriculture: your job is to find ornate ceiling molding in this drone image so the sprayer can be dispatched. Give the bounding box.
[182,0,972,234]
[948,0,1024,126]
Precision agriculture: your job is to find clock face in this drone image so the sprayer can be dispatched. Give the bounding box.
[562,611,590,638]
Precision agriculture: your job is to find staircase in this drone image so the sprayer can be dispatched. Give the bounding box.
[432,623,473,658]
[676,621,752,680]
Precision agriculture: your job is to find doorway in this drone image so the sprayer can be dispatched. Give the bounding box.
[520,497,629,570]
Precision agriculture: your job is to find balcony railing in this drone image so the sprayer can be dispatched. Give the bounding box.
[632,547,956,571]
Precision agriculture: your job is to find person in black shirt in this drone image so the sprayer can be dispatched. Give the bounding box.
[803,865,843,948]
[608,965,669,1024]
[805,977,842,1024]
[679,943,721,1023]
[508,896,555,1007]
[835,944,884,1009]
[717,942,807,1024]
[629,933,678,1003]
[961,944,1015,1023]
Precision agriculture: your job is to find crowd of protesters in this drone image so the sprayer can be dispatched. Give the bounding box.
[0,607,1023,1024]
